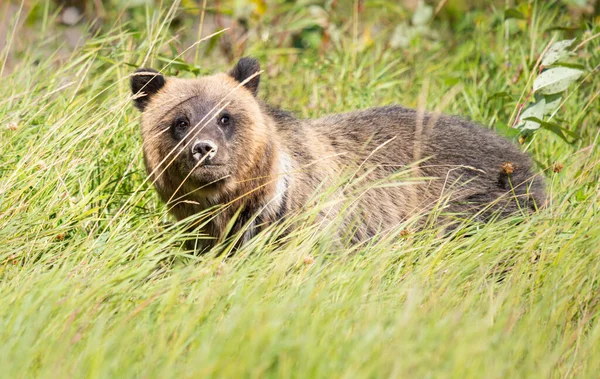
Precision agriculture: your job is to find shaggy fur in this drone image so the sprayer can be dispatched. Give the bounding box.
[130,58,545,251]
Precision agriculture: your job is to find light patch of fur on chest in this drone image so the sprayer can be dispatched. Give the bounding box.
[244,151,292,239]
[266,150,291,218]
[241,150,291,244]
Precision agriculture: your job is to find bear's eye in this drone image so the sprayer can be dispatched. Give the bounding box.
[173,117,189,130]
[218,114,231,126]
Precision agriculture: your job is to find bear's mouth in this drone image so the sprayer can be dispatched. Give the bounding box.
[191,157,225,169]
[190,163,228,180]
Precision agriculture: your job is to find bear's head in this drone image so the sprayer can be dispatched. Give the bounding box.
[131,58,272,198]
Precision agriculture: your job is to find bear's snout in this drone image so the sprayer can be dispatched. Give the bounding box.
[192,140,218,164]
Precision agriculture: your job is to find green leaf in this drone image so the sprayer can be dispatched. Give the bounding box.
[541,39,575,67]
[442,77,460,86]
[542,93,562,114]
[495,121,520,139]
[155,56,202,75]
[518,99,545,130]
[533,67,584,95]
[97,55,118,65]
[544,26,581,32]
[504,8,526,20]
[522,117,580,144]
[168,43,179,58]
[552,62,586,70]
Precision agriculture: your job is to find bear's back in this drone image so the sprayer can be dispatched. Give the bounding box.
[306,105,545,222]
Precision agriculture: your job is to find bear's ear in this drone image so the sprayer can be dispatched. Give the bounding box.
[130,68,166,111]
[228,57,260,96]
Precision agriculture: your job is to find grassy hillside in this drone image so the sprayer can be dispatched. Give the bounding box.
[1,1,599,377]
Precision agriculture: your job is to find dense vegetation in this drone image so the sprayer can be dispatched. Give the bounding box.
[1,0,599,377]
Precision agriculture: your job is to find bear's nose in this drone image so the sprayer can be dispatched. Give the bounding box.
[192,140,218,162]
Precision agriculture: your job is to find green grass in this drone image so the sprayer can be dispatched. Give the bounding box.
[1,0,599,377]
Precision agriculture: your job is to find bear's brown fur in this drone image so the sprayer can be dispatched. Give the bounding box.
[131,58,545,251]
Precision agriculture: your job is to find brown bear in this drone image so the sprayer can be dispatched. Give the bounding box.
[130,57,545,251]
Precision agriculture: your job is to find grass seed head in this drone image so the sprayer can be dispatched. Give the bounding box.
[501,162,515,175]
[552,162,564,173]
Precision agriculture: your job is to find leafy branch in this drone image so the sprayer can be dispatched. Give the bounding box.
[512,38,585,143]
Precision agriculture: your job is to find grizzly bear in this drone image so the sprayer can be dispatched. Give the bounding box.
[130,57,545,251]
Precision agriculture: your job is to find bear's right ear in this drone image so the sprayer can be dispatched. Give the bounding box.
[130,68,166,111]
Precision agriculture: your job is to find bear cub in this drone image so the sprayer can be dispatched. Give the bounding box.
[131,58,545,251]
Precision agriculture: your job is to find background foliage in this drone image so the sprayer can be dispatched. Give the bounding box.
[1,0,599,377]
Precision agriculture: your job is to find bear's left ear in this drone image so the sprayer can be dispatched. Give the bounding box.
[130,68,166,111]
[228,57,261,96]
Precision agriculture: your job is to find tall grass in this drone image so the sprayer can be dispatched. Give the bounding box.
[0,1,599,377]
